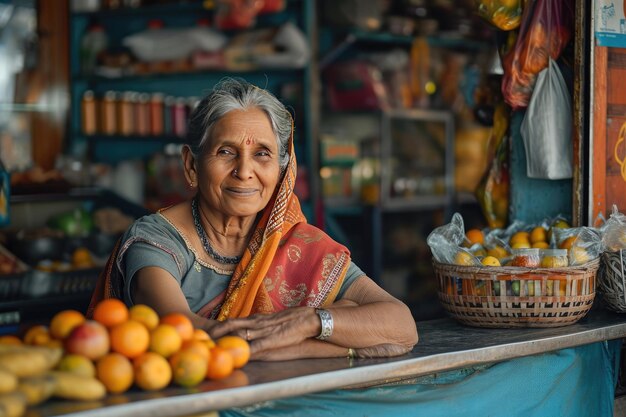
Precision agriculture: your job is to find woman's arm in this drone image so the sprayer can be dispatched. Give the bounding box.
[211,276,418,359]
[132,266,217,332]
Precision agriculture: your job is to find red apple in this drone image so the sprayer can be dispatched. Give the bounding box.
[64,320,110,360]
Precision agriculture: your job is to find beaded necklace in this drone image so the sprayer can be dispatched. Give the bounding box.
[191,197,242,265]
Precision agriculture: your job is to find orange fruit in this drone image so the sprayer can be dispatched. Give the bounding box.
[129,304,159,331]
[530,226,548,244]
[559,236,577,250]
[532,241,550,249]
[216,336,250,369]
[553,219,570,229]
[0,335,22,345]
[509,231,530,246]
[192,329,210,341]
[93,299,129,329]
[133,352,172,391]
[181,339,211,361]
[204,338,216,350]
[96,353,134,394]
[169,349,208,387]
[149,324,182,358]
[23,325,50,346]
[72,247,94,267]
[56,354,96,378]
[206,347,234,380]
[465,229,484,246]
[110,320,150,359]
[480,256,501,267]
[160,313,194,342]
[50,310,86,340]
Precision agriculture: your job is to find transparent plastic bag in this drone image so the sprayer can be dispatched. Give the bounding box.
[501,0,574,109]
[520,59,572,179]
[553,226,603,265]
[601,205,626,251]
[427,213,482,266]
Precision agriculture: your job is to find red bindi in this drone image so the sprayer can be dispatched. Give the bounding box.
[246,138,252,145]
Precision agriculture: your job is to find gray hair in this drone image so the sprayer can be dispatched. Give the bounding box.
[186,78,291,170]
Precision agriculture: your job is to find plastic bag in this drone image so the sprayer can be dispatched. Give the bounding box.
[520,58,572,179]
[475,0,523,31]
[475,106,510,229]
[601,205,626,252]
[427,213,481,266]
[501,0,574,109]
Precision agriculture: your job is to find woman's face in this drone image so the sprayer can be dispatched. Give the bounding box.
[196,108,281,219]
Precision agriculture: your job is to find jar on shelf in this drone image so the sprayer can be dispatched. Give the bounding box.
[81,90,97,135]
[149,93,164,136]
[101,91,118,135]
[511,248,541,268]
[118,92,135,136]
[135,93,150,136]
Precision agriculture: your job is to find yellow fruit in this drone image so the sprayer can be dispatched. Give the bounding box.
[23,325,50,346]
[530,226,548,244]
[56,354,96,378]
[50,310,86,340]
[532,241,550,249]
[509,231,530,246]
[481,256,501,267]
[472,247,487,257]
[571,247,591,265]
[216,336,250,369]
[149,324,182,358]
[129,304,159,331]
[133,352,172,391]
[169,350,208,388]
[50,371,106,401]
[487,246,508,259]
[511,241,531,249]
[455,251,475,266]
[553,219,570,229]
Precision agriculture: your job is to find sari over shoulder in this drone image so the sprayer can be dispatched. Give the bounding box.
[88,127,351,319]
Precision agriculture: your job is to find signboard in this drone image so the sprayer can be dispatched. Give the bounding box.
[595,0,626,47]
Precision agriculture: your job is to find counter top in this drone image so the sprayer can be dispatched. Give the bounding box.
[34,309,626,417]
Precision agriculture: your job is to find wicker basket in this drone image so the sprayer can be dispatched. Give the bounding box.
[433,258,600,328]
[597,249,626,312]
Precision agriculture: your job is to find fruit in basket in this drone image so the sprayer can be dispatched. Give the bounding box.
[454,251,475,266]
[559,236,577,250]
[481,256,501,267]
[133,352,172,391]
[511,241,531,249]
[487,245,508,260]
[465,229,484,246]
[65,321,110,361]
[570,247,591,265]
[510,231,530,246]
[532,241,550,249]
[530,226,548,244]
[93,299,129,329]
[511,280,520,296]
[56,354,96,378]
[50,310,86,340]
[96,353,134,394]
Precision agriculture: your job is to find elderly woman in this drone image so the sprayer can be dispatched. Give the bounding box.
[90,79,417,360]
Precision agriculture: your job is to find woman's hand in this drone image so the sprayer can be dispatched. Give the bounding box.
[209,307,321,357]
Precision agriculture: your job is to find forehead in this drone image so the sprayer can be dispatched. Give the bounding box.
[209,108,276,146]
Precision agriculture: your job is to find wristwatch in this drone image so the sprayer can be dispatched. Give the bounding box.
[315,308,333,340]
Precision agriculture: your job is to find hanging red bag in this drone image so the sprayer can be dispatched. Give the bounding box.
[501,0,574,110]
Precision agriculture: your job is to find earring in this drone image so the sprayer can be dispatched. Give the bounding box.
[189,181,194,187]
[233,169,238,177]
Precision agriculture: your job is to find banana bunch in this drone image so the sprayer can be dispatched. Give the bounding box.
[0,344,105,417]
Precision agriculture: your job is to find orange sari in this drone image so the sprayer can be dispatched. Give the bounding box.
[88,130,351,319]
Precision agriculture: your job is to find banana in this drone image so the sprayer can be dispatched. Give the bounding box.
[0,347,62,378]
[17,375,57,406]
[0,368,17,394]
[49,371,106,401]
[0,392,27,417]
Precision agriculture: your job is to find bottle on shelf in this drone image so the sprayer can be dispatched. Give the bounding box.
[80,23,108,75]
[81,90,97,135]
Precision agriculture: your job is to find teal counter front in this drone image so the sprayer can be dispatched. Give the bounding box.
[32,310,625,417]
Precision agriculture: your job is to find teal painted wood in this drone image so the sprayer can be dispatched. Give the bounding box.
[510,110,573,224]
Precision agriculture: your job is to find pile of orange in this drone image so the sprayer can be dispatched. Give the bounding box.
[6,299,250,395]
